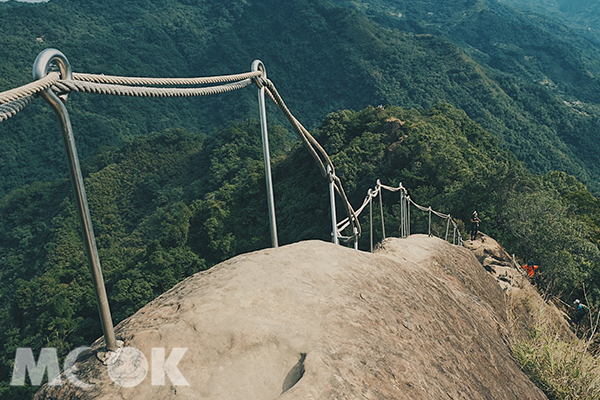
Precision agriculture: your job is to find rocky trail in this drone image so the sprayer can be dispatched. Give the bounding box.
[36,234,563,399]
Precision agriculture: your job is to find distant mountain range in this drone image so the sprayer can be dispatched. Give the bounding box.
[2,0,600,193]
[500,0,600,43]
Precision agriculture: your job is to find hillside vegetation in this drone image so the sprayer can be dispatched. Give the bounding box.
[4,0,600,398]
[501,0,600,44]
[2,104,600,398]
[2,0,600,195]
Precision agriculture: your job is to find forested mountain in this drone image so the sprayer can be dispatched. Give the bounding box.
[500,0,600,43]
[4,105,600,399]
[4,0,600,398]
[2,0,600,194]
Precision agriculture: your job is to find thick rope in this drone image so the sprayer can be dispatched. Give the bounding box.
[73,71,262,86]
[0,96,34,122]
[347,179,463,246]
[0,60,462,245]
[53,78,254,98]
[260,77,361,238]
[262,79,332,177]
[0,72,60,105]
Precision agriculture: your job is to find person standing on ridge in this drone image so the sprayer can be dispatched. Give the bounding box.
[470,211,481,241]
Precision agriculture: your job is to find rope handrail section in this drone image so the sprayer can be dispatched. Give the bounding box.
[259,77,361,239]
[0,70,262,123]
[1,48,470,353]
[72,70,262,86]
[0,96,34,123]
[0,71,60,105]
[0,51,463,250]
[336,179,463,248]
[0,49,361,245]
[53,77,254,98]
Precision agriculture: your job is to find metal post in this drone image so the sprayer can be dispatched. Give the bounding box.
[353,226,359,250]
[399,191,403,238]
[445,216,451,242]
[400,191,405,238]
[428,206,432,237]
[407,197,411,236]
[406,196,410,236]
[404,193,408,238]
[33,49,117,351]
[327,165,339,245]
[377,180,386,239]
[252,60,278,248]
[368,189,373,252]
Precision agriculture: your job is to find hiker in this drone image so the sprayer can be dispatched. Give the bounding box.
[522,260,539,285]
[470,211,481,240]
[573,299,588,324]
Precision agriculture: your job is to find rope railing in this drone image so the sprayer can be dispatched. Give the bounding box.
[0,72,61,122]
[0,48,364,352]
[406,196,463,245]
[335,179,463,250]
[258,77,361,242]
[1,48,463,352]
[52,77,255,98]
[0,50,362,247]
[0,68,260,121]
[0,96,34,122]
[0,49,360,247]
[72,70,262,86]
[0,71,60,105]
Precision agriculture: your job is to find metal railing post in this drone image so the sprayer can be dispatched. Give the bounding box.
[33,49,117,351]
[368,189,373,252]
[445,216,451,242]
[428,206,432,237]
[252,60,278,248]
[407,196,411,236]
[377,180,386,239]
[327,165,339,245]
[353,226,359,250]
[406,194,410,236]
[400,191,406,238]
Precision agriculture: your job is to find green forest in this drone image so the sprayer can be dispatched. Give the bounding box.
[3,104,600,398]
[3,0,600,398]
[3,0,600,195]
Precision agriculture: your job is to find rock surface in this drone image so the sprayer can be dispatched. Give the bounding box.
[36,235,547,399]
[464,232,574,342]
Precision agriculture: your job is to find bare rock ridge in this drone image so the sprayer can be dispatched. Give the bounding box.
[36,235,547,399]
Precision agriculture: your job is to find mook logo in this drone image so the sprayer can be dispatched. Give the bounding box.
[10,346,189,388]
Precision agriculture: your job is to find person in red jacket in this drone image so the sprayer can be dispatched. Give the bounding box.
[522,260,539,285]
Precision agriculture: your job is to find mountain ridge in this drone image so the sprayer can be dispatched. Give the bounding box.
[33,236,549,400]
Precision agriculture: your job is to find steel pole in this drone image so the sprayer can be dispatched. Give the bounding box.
[428,207,432,237]
[327,165,339,245]
[400,191,405,238]
[377,180,386,239]
[251,60,279,248]
[407,196,411,236]
[33,49,117,351]
[368,189,373,252]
